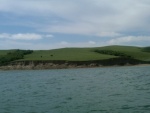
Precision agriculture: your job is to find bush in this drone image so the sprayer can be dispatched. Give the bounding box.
[0,50,33,66]
[142,47,150,52]
[94,50,132,58]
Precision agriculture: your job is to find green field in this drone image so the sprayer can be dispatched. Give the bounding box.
[0,45,150,62]
[94,45,150,61]
[23,48,116,61]
[22,45,150,61]
[0,50,13,56]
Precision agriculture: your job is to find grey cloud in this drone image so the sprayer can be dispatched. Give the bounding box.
[0,33,53,40]
[0,0,150,37]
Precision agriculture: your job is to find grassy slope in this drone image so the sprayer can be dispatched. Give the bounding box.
[23,48,116,61]
[22,45,150,61]
[0,50,16,56]
[1,45,150,61]
[94,45,150,61]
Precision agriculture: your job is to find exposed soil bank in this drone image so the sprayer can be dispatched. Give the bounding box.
[0,57,150,70]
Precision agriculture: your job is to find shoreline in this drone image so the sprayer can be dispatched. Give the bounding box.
[0,63,150,70]
[1,57,150,70]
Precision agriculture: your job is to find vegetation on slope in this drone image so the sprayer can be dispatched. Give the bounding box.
[94,45,150,61]
[0,50,15,56]
[142,47,150,52]
[0,45,150,67]
[21,45,150,62]
[94,50,132,58]
[23,48,116,61]
[0,50,33,66]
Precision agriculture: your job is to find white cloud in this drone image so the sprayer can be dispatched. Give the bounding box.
[96,32,122,37]
[60,41,68,45]
[11,33,42,40]
[88,41,96,45]
[39,0,150,36]
[42,23,95,35]
[45,34,54,38]
[0,0,150,49]
[41,23,122,37]
[0,33,53,40]
[58,41,97,48]
[1,0,150,36]
[0,40,33,49]
[0,40,98,50]
[1,36,149,50]
[108,36,150,45]
[0,33,9,39]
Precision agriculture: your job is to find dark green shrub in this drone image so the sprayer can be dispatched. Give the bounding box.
[0,50,33,66]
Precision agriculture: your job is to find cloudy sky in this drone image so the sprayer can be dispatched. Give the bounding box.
[0,0,150,49]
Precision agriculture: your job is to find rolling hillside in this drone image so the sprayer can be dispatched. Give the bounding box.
[0,50,15,56]
[23,48,116,61]
[0,45,150,67]
[21,45,150,61]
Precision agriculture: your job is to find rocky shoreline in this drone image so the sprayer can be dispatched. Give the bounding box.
[0,63,136,70]
[0,63,96,70]
[0,57,149,70]
[1,62,150,70]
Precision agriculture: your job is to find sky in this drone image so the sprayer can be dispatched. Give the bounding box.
[0,0,150,50]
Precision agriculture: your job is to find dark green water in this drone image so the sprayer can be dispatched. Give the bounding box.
[0,66,150,113]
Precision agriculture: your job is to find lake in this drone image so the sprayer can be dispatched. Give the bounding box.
[0,66,150,113]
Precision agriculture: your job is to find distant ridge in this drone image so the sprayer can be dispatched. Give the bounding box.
[0,45,150,69]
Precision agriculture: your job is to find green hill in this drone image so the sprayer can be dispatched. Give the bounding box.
[93,45,150,61]
[21,45,150,61]
[23,48,116,61]
[142,47,150,53]
[0,45,150,66]
[0,50,15,56]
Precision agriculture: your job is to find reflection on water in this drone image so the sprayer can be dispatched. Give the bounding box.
[0,66,150,113]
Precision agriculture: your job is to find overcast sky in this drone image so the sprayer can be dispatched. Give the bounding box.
[0,0,150,49]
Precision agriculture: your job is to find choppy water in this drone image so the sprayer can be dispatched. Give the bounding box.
[0,66,150,113]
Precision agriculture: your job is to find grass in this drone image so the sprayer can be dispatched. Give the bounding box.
[93,45,150,61]
[23,48,116,61]
[0,50,15,56]
[1,45,150,62]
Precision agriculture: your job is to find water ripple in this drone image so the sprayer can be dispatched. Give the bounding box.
[0,66,150,113]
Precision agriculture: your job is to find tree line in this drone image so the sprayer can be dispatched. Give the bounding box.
[0,50,33,66]
[94,50,132,58]
[142,47,150,52]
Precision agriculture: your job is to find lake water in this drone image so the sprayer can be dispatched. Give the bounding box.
[0,66,150,113]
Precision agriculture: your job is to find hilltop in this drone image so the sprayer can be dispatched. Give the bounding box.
[0,45,150,69]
